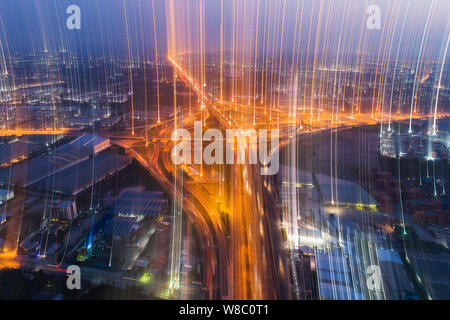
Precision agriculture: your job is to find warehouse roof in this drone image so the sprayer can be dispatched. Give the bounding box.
[102,216,139,238]
[0,134,112,187]
[29,152,131,195]
[109,191,167,217]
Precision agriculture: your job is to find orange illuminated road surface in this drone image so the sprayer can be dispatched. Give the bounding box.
[0,129,69,136]
[0,250,19,269]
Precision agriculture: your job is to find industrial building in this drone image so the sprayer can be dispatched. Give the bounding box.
[45,199,78,231]
[99,191,167,241]
[0,134,128,192]
[108,191,167,220]
[0,140,38,167]
[0,134,112,187]
[29,152,131,196]
[314,248,365,300]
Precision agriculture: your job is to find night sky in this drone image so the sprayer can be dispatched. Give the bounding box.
[0,0,448,59]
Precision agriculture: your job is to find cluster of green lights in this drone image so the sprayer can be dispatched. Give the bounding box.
[139,272,153,284]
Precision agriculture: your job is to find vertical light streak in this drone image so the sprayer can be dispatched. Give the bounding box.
[122,0,134,135]
[231,0,236,105]
[152,0,161,123]
[350,0,368,118]
[409,0,435,133]
[137,0,148,147]
[240,0,247,120]
[370,0,390,119]
[252,0,260,126]
[199,0,205,112]
[200,0,204,176]
[247,0,255,109]
[260,0,269,106]
[354,1,370,116]
[388,0,411,131]
[413,6,435,116]
[187,0,192,115]
[276,0,286,118]
[317,1,332,121]
[268,0,280,121]
[220,0,224,102]
[294,1,305,118]
[289,0,301,118]
[376,1,397,118]
[304,0,315,119]
[167,0,183,295]
[262,0,273,114]
[432,32,450,135]
[310,0,324,123]
[380,2,401,135]
[0,15,16,122]
[339,1,356,115]
[330,32,342,205]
